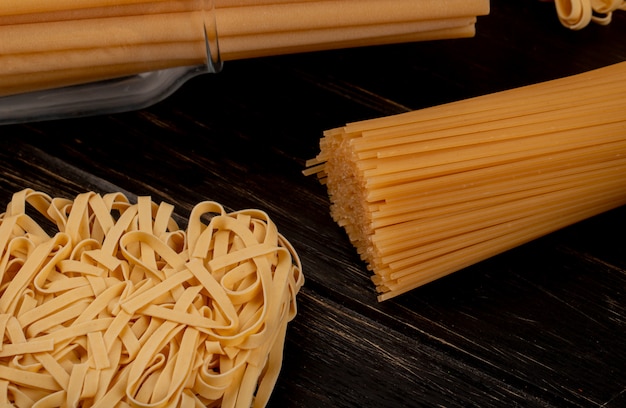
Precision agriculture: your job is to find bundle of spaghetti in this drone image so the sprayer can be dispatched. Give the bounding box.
[0,188,304,407]
[546,0,626,30]
[305,61,626,302]
[0,0,490,97]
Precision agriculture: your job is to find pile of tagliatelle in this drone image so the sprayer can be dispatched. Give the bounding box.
[546,0,626,29]
[0,189,304,408]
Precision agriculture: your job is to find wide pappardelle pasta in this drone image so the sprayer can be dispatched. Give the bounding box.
[0,189,304,408]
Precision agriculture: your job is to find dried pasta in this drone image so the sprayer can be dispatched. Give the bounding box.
[0,0,490,97]
[547,0,626,29]
[0,189,304,407]
[305,61,626,301]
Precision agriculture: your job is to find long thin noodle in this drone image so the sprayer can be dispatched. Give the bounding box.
[0,190,304,407]
[306,61,626,301]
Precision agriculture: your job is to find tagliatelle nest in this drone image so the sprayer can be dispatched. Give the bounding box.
[545,0,626,30]
[0,189,304,408]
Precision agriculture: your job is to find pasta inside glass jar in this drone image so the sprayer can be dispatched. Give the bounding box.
[0,0,490,124]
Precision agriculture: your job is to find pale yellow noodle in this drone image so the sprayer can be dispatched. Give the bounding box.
[0,189,303,407]
[553,0,626,29]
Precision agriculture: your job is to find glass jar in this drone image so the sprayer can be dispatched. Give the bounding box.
[0,0,222,124]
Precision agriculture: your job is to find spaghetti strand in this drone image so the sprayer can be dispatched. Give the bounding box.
[306,61,626,301]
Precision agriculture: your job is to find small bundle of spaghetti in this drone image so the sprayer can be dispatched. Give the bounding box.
[0,0,490,97]
[0,189,303,407]
[305,61,626,302]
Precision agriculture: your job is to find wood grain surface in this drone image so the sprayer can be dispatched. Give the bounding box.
[1,1,626,406]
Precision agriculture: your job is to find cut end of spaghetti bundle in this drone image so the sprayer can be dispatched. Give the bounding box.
[306,61,626,302]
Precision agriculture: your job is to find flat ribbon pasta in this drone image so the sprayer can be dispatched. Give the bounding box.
[0,189,304,408]
[551,0,626,28]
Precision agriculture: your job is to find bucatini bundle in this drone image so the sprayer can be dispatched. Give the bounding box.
[0,189,303,407]
[0,0,490,97]
[305,61,626,302]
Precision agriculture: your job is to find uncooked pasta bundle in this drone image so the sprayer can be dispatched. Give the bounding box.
[305,61,626,301]
[0,189,304,407]
[0,0,490,97]
[546,0,626,29]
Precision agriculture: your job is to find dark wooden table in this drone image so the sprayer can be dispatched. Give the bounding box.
[2,1,626,406]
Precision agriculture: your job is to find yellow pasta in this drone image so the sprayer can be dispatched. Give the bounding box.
[0,0,490,97]
[0,189,304,407]
[550,0,626,29]
[305,61,626,302]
